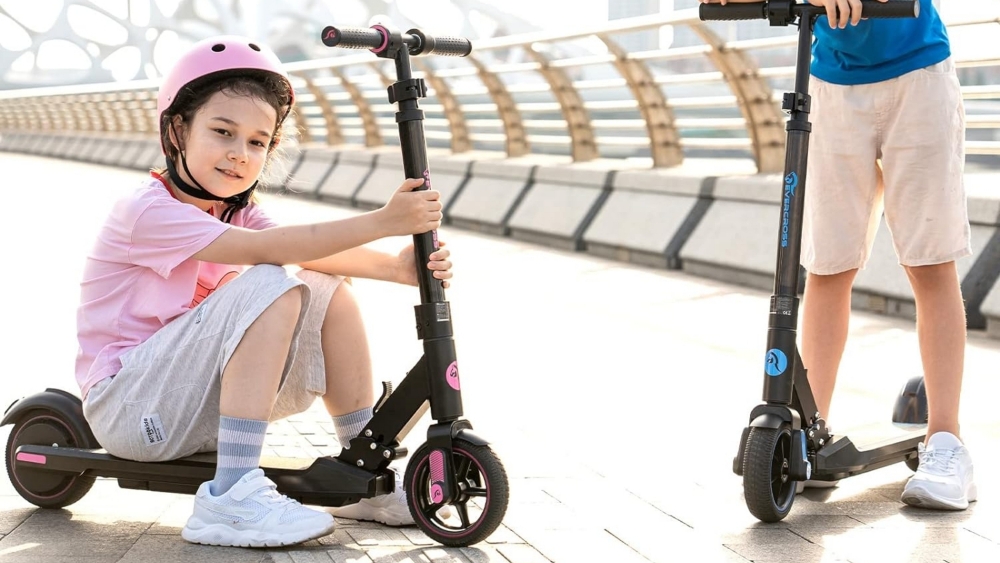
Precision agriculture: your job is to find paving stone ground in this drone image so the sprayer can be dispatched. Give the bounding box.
[1,155,998,562]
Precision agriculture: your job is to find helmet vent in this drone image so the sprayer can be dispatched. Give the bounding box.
[211,44,226,52]
[249,43,261,52]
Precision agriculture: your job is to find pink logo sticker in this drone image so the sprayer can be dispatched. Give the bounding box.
[431,483,444,504]
[446,361,460,390]
[425,169,439,249]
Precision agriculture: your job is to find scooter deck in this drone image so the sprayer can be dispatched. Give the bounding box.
[13,445,390,506]
[811,422,925,480]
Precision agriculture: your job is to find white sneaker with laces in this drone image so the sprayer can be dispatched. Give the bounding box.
[330,469,414,526]
[901,432,977,510]
[181,468,335,547]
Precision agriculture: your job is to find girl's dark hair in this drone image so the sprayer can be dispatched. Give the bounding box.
[159,69,294,165]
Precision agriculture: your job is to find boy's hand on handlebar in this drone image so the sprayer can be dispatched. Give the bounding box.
[809,0,889,29]
[698,0,890,29]
[378,178,443,236]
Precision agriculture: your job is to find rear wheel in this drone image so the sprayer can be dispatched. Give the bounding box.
[892,376,928,425]
[892,376,927,474]
[6,411,95,508]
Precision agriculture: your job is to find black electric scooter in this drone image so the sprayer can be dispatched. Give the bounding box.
[700,0,928,522]
[2,24,508,547]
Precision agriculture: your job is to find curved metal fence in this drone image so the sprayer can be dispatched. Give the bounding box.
[1,8,997,173]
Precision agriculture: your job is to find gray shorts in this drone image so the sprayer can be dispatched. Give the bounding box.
[82,264,343,462]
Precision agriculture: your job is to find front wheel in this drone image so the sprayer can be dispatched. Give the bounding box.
[5,411,95,508]
[405,439,509,547]
[742,425,796,522]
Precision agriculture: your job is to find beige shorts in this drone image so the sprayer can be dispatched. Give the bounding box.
[801,57,972,275]
[83,265,343,462]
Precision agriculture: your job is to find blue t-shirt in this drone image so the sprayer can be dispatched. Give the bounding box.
[811,0,950,85]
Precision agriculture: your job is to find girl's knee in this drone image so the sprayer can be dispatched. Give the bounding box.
[241,265,305,320]
[244,264,292,284]
[270,285,304,320]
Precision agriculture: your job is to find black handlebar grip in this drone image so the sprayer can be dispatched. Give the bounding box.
[859,0,920,18]
[699,0,918,22]
[406,29,473,57]
[699,2,767,21]
[321,26,385,50]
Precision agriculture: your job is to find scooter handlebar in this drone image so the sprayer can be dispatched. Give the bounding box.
[321,25,473,57]
[698,1,919,22]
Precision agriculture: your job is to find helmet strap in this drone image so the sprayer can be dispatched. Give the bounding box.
[165,121,256,223]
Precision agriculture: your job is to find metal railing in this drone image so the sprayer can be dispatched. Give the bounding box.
[1,8,998,173]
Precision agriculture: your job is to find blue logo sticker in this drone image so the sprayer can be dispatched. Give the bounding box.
[780,172,798,248]
[765,349,788,376]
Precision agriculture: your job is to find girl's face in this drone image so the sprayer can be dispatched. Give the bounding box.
[173,90,278,200]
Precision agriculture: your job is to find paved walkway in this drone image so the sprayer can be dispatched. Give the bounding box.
[1,154,998,562]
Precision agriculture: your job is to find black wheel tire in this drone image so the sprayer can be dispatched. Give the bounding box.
[743,425,796,523]
[5,411,95,508]
[905,456,920,473]
[404,439,509,547]
[892,376,928,424]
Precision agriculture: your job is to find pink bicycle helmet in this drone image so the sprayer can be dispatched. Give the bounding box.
[157,35,294,152]
[155,35,295,223]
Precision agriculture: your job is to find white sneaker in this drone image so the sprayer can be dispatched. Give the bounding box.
[181,468,335,547]
[901,432,977,510]
[330,469,414,526]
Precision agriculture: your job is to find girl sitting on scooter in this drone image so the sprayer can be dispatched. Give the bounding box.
[75,35,452,547]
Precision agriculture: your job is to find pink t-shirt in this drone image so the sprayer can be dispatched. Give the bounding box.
[75,175,277,399]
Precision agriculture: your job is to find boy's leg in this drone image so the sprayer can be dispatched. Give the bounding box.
[799,76,882,421]
[880,58,975,509]
[880,57,971,440]
[898,264,975,511]
[801,268,857,419]
[905,262,965,439]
